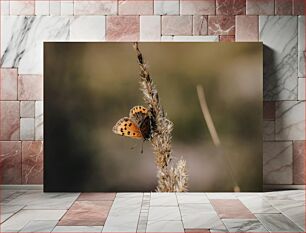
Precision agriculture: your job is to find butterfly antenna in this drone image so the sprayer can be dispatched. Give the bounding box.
[130,142,138,151]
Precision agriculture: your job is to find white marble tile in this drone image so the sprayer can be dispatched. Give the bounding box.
[52,226,103,232]
[35,1,50,15]
[116,192,143,198]
[1,209,66,232]
[275,101,305,140]
[61,1,73,15]
[20,220,58,232]
[102,207,140,232]
[6,191,79,210]
[263,141,293,184]
[150,193,177,206]
[161,35,219,41]
[70,16,105,41]
[35,101,43,140]
[262,190,305,201]
[103,194,142,232]
[140,16,161,41]
[1,0,10,15]
[256,214,303,232]
[1,16,70,74]
[180,203,215,213]
[182,211,221,229]
[154,0,179,15]
[298,16,305,78]
[146,221,184,233]
[20,118,35,140]
[1,204,24,223]
[263,120,275,140]
[0,190,17,201]
[20,101,35,118]
[50,1,61,16]
[268,199,305,230]
[238,196,279,214]
[210,219,228,232]
[148,206,181,221]
[260,16,298,100]
[180,204,219,229]
[223,219,268,232]
[206,193,237,199]
[298,78,305,100]
[112,195,143,207]
[1,191,26,203]
[176,193,210,204]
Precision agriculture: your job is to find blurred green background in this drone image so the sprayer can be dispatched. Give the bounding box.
[44,42,262,192]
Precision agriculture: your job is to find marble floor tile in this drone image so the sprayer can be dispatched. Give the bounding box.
[256,213,303,232]
[6,191,80,210]
[206,193,237,199]
[150,192,178,206]
[103,196,142,233]
[58,201,113,226]
[262,190,305,201]
[52,226,103,232]
[146,220,184,233]
[182,211,222,229]
[267,200,305,230]
[116,192,143,198]
[180,204,221,230]
[210,199,256,219]
[238,196,279,213]
[0,209,66,232]
[1,204,25,223]
[1,191,26,203]
[102,210,140,232]
[112,195,142,208]
[20,220,58,232]
[210,219,228,232]
[184,229,210,233]
[223,219,268,232]
[176,193,210,204]
[0,190,17,201]
[148,206,181,221]
[180,203,215,213]
[77,192,116,201]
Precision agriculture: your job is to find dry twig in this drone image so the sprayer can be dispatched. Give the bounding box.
[133,42,188,192]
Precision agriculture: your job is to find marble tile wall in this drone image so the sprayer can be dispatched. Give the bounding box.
[0,0,305,186]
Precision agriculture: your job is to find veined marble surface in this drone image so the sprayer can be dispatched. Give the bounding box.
[1,16,70,74]
[1,189,304,232]
[260,16,298,101]
[275,101,305,140]
[298,16,305,78]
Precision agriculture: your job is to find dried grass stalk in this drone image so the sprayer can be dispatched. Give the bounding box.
[133,42,188,192]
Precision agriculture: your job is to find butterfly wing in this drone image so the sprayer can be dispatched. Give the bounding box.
[112,117,142,139]
[129,106,153,140]
[140,116,152,140]
[129,106,149,126]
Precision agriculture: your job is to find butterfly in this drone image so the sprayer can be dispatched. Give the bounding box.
[112,106,154,140]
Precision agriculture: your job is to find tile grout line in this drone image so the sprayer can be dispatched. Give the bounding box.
[136,192,150,232]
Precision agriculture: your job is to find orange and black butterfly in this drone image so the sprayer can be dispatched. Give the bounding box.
[112,106,154,140]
